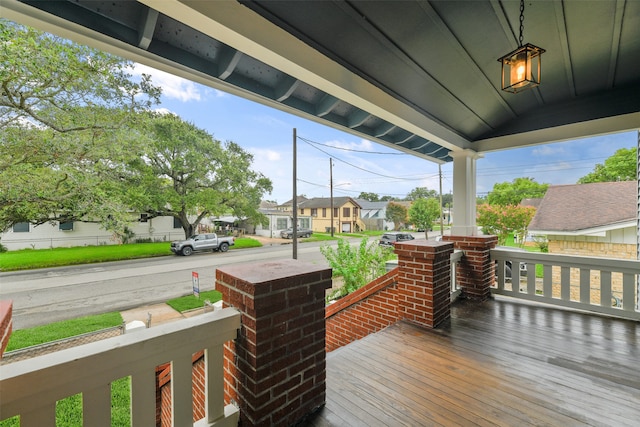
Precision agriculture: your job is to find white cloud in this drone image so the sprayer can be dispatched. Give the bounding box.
[532,145,566,156]
[131,63,202,102]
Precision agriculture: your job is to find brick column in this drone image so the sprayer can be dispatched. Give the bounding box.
[394,240,454,328]
[0,300,12,359]
[444,235,498,300]
[216,260,332,426]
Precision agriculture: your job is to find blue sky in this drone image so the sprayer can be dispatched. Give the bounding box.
[133,64,637,204]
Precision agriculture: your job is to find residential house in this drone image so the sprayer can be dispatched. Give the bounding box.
[528,181,637,304]
[248,201,312,238]
[356,199,394,231]
[0,215,189,251]
[298,197,365,233]
[528,181,636,259]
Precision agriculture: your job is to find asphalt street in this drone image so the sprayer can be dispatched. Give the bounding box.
[0,240,334,330]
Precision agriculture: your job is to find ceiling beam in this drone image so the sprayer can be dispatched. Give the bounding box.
[135,0,471,153]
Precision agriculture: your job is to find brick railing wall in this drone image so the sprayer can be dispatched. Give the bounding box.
[325,268,399,352]
[0,300,12,359]
[444,235,497,300]
[216,259,332,426]
[326,240,454,352]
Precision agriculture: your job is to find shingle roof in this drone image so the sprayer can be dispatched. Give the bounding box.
[298,197,361,209]
[528,181,636,233]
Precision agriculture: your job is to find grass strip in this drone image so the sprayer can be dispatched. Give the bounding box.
[166,290,223,313]
[6,312,123,351]
[0,237,262,272]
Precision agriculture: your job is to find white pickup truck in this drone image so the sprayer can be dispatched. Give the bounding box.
[170,233,235,256]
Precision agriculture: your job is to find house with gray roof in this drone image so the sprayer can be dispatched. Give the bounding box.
[528,181,637,260]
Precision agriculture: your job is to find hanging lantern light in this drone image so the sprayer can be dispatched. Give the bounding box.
[498,0,545,93]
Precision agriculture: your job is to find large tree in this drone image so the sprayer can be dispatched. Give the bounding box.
[486,177,548,206]
[358,192,380,202]
[408,198,440,238]
[0,20,160,233]
[477,204,536,245]
[385,202,407,230]
[130,113,273,238]
[578,147,637,183]
[405,187,438,201]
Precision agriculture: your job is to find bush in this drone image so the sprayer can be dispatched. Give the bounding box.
[533,236,549,253]
[320,237,395,301]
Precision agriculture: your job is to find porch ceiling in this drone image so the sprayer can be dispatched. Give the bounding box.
[4,0,639,163]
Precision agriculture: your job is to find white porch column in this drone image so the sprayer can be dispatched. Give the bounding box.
[450,149,481,236]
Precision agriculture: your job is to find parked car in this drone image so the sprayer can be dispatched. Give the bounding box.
[379,232,415,247]
[494,246,528,279]
[280,228,313,239]
[170,233,235,256]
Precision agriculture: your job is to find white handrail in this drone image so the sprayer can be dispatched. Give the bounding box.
[450,250,463,301]
[0,308,241,426]
[491,248,640,320]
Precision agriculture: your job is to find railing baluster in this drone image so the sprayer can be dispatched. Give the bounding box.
[543,264,552,298]
[526,262,536,295]
[83,383,111,427]
[622,272,635,312]
[21,402,55,427]
[131,369,155,427]
[205,345,224,423]
[580,268,591,304]
[560,266,571,302]
[600,271,612,307]
[172,353,194,426]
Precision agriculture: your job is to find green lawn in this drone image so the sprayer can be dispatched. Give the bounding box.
[166,290,223,312]
[0,237,262,272]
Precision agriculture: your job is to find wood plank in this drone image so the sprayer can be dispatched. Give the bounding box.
[309,297,640,427]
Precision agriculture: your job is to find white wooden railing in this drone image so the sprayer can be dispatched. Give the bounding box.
[0,308,241,427]
[450,250,463,301]
[491,248,640,321]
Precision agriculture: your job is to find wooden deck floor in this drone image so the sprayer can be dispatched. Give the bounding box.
[306,296,640,426]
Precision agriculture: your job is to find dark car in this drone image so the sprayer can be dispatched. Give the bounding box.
[280,228,313,239]
[494,246,528,279]
[379,232,415,247]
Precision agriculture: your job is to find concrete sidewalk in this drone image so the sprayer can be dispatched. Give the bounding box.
[120,303,207,328]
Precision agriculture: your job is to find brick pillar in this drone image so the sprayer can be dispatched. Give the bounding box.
[0,300,12,359]
[216,260,332,426]
[394,240,454,328]
[444,235,498,301]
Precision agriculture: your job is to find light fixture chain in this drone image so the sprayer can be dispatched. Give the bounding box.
[519,0,525,47]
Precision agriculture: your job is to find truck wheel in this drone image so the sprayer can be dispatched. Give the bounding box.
[219,242,229,252]
[181,246,193,256]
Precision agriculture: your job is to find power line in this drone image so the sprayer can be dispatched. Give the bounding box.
[298,135,406,155]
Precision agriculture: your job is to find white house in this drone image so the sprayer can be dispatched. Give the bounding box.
[2,215,190,251]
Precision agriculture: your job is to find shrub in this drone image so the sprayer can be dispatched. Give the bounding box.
[320,237,395,301]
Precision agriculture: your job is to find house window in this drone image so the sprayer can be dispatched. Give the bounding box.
[333,208,339,217]
[13,222,29,233]
[322,208,327,218]
[173,217,182,229]
[140,213,149,222]
[311,208,317,217]
[299,218,310,228]
[59,221,74,231]
[300,208,304,215]
[353,207,358,217]
[343,207,350,217]
[277,218,288,229]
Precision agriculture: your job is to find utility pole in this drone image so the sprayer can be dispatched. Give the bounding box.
[292,128,298,259]
[330,158,334,237]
